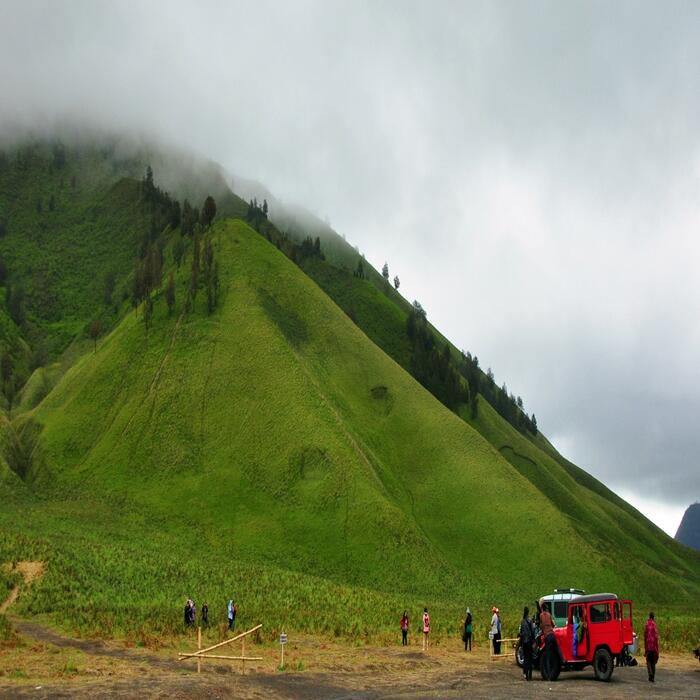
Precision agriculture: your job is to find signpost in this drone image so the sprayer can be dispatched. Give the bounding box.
[280,632,288,669]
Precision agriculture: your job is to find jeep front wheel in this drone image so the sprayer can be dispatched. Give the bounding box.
[593,648,614,681]
[515,641,524,668]
[540,647,561,681]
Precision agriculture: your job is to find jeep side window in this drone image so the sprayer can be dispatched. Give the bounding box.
[589,603,609,623]
[570,605,583,624]
[613,602,620,620]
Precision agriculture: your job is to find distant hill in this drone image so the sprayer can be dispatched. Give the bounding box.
[676,503,700,551]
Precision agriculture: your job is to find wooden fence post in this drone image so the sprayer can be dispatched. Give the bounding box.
[197,626,202,674]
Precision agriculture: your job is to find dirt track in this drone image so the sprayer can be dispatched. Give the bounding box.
[3,661,699,699]
[1,619,698,699]
[0,562,45,615]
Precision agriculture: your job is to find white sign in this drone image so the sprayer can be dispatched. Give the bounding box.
[280,633,288,645]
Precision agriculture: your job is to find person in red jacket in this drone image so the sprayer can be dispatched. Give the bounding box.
[644,611,660,682]
[400,611,409,646]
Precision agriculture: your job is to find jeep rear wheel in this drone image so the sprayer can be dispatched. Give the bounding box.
[593,648,613,681]
[540,647,561,681]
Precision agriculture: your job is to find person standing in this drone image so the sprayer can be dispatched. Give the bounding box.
[227,599,237,631]
[422,608,431,651]
[490,607,501,655]
[202,602,209,627]
[184,599,191,627]
[539,602,559,660]
[463,608,473,651]
[400,611,409,646]
[519,606,535,681]
[644,612,659,683]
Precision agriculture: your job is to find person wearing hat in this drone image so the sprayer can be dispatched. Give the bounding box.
[490,607,501,655]
[462,608,473,651]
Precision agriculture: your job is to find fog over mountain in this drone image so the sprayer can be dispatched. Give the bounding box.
[2,0,699,535]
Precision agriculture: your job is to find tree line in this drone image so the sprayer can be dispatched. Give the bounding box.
[129,167,220,331]
[404,301,537,436]
[478,363,537,435]
[245,198,326,270]
[406,302,468,411]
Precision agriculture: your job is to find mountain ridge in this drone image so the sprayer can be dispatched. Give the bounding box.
[676,503,700,551]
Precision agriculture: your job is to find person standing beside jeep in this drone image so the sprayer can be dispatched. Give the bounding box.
[519,606,535,681]
[539,602,558,658]
[645,611,659,682]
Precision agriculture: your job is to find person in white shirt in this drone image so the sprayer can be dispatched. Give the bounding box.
[490,606,501,654]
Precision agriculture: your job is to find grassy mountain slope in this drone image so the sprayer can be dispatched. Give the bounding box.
[295,245,700,589]
[0,140,697,647]
[1,218,697,646]
[27,220,599,592]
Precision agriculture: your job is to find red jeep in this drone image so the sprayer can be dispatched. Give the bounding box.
[539,593,634,682]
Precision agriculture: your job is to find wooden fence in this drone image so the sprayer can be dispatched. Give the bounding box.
[489,636,518,660]
[178,623,263,674]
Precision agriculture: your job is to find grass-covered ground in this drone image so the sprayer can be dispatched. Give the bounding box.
[1,494,697,651]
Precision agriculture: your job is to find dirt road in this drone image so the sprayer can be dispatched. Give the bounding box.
[1,619,698,699]
[3,661,698,699]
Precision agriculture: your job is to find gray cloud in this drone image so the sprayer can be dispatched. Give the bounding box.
[2,0,699,530]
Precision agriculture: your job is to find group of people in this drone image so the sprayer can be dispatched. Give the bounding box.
[514,603,661,684]
[183,598,237,629]
[398,602,662,684]
[517,603,551,681]
[183,598,199,626]
[397,605,501,655]
[399,608,433,650]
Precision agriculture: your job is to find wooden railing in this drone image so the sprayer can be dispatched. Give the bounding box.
[178,623,263,674]
[489,636,518,660]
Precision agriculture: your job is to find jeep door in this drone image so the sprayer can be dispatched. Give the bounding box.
[588,601,617,656]
[621,600,633,647]
[567,604,588,659]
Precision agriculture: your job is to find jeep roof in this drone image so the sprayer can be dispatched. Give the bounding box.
[570,593,618,604]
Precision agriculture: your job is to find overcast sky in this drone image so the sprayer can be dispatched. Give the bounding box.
[2,1,699,536]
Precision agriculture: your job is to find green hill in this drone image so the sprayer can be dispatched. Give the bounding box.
[0,139,698,647]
